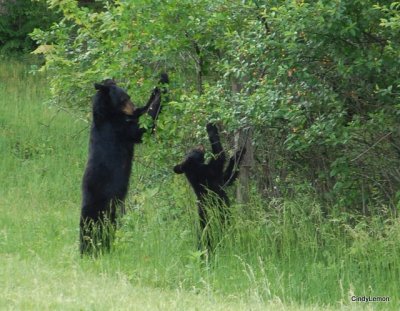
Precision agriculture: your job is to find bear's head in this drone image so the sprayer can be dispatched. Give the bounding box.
[94,79,138,118]
[173,145,205,174]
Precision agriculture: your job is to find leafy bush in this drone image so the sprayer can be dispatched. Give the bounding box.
[31,0,400,213]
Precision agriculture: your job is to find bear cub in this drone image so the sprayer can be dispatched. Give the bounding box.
[173,123,246,252]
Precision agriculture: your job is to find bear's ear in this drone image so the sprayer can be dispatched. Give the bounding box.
[173,164,184,174]
[94,83,110,93]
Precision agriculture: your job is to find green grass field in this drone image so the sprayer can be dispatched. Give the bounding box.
[0,60,399,310]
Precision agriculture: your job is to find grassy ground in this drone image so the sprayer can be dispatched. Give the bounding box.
[0,59,398,310]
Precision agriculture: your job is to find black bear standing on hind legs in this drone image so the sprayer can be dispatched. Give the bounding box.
[80,74,168,256]
[173,123,246,252]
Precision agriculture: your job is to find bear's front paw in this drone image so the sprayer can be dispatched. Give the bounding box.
[206,123,218,133]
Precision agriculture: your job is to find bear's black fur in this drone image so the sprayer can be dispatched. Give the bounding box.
[80,76,167,255]
[173,123,246,251]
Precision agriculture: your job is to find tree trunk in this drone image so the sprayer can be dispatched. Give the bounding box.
[235,127,253,204]
[231,80,254,204]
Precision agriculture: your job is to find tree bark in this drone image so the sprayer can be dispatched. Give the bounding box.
[235,127,253,204]
[231,80,254,204]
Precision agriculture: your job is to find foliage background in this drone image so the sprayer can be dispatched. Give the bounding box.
[31,0,400,213]
[0,0,59,54]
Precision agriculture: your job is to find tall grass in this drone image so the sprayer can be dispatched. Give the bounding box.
[0,59,398,310]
